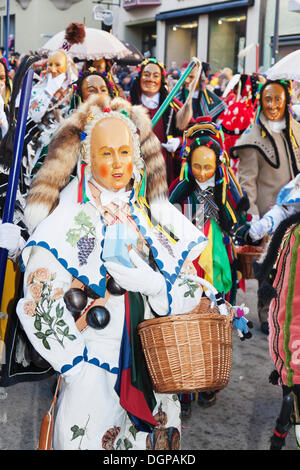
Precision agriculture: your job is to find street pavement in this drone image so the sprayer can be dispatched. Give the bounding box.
[0,279,298,451]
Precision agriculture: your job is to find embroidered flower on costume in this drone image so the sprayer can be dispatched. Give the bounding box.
[24,269,77,350]
[34,267,51,283]
[29,282,43,301]
[102,427,121,450]
[24,300,36,317]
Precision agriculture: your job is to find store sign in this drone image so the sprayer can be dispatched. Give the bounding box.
[123,0,161,9]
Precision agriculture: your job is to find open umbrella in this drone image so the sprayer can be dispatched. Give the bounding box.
[115,40,144,65]
[38,27,131,61]
[266,49,300,81]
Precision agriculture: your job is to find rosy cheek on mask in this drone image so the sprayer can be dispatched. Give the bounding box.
[98,163,109,179]
[126,162,133,176]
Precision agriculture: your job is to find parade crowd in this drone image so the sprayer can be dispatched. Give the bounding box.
[0,22,300,451]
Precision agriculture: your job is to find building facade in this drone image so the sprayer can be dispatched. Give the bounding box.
[0,0,299,74]
[113,0,263,74]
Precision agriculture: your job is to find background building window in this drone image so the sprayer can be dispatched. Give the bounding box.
[142,25,157,57]
[208,11,247,74]
[165,18,198,69]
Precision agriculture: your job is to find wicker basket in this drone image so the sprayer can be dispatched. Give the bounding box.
[138,297,233,394]
[236,245,264,279]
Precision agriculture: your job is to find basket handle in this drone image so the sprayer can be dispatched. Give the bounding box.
[180,275,229,316]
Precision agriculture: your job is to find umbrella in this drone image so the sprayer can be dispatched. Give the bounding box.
[115,40,144,65]
[266,49,300,81]
[38,28,131,61]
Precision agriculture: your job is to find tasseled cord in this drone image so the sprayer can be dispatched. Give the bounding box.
[179,134,189,182]
[78,161,90,204]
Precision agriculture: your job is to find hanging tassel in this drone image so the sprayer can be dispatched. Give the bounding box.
[179,160,186,181]
[78,161,90,204]
[255,104,261,124]
[289,115,299,149]
[184,160,189,182]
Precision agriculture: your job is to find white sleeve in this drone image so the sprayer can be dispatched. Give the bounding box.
[264,204,297,233]
[16,246,86,379]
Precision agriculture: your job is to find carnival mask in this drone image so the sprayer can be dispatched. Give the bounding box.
[262,83,286,121]
[92,58,107,74]
[140,63,162,97]
[191,146,216,183]
[90,117,134,191]
[81,75,109,102]
[47,51,67,79]
[0,62,6,98]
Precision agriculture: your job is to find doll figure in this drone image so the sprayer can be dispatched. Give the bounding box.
[16,93,210,450]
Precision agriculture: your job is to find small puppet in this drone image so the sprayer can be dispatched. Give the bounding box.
[232,304,253,341]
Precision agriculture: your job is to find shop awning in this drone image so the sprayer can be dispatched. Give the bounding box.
[155,0,254,21]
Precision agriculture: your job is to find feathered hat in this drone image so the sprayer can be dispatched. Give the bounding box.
[24,93,168,233]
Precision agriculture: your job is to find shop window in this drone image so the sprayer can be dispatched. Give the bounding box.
[208,11,246,74]
[142,25,157,57]
[165,19,198,69]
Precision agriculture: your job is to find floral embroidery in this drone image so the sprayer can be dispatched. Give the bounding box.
[66,211,96,266]
[146,403,180,450]
[24,300,36,317]
[25,268,76,350]
[102,426,121,450]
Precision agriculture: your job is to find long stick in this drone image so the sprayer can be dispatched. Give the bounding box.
[151,59,196,129]
[0,67,34,308]
[5,0,10,60]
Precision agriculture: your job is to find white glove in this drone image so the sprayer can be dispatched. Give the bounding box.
[46,73,66,96]
[104,249,166,297]
[0,223,25,260]
[249,216,272,242]
[161,137,181,153]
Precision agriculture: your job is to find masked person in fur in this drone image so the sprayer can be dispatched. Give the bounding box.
[130,57,191,186]
[230,79,300,335]
[169,117,251,416]
[247,174,300,450]
[15,93,211,450]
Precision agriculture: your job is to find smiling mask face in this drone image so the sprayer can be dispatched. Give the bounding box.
[140,62,162,97]
[262,83,286,121]
[90,117,134,191]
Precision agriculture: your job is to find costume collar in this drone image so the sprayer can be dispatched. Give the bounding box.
[195,176,215,191]
[89,177,131,207]
[141,92,160,109]
[268,118,286,134]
